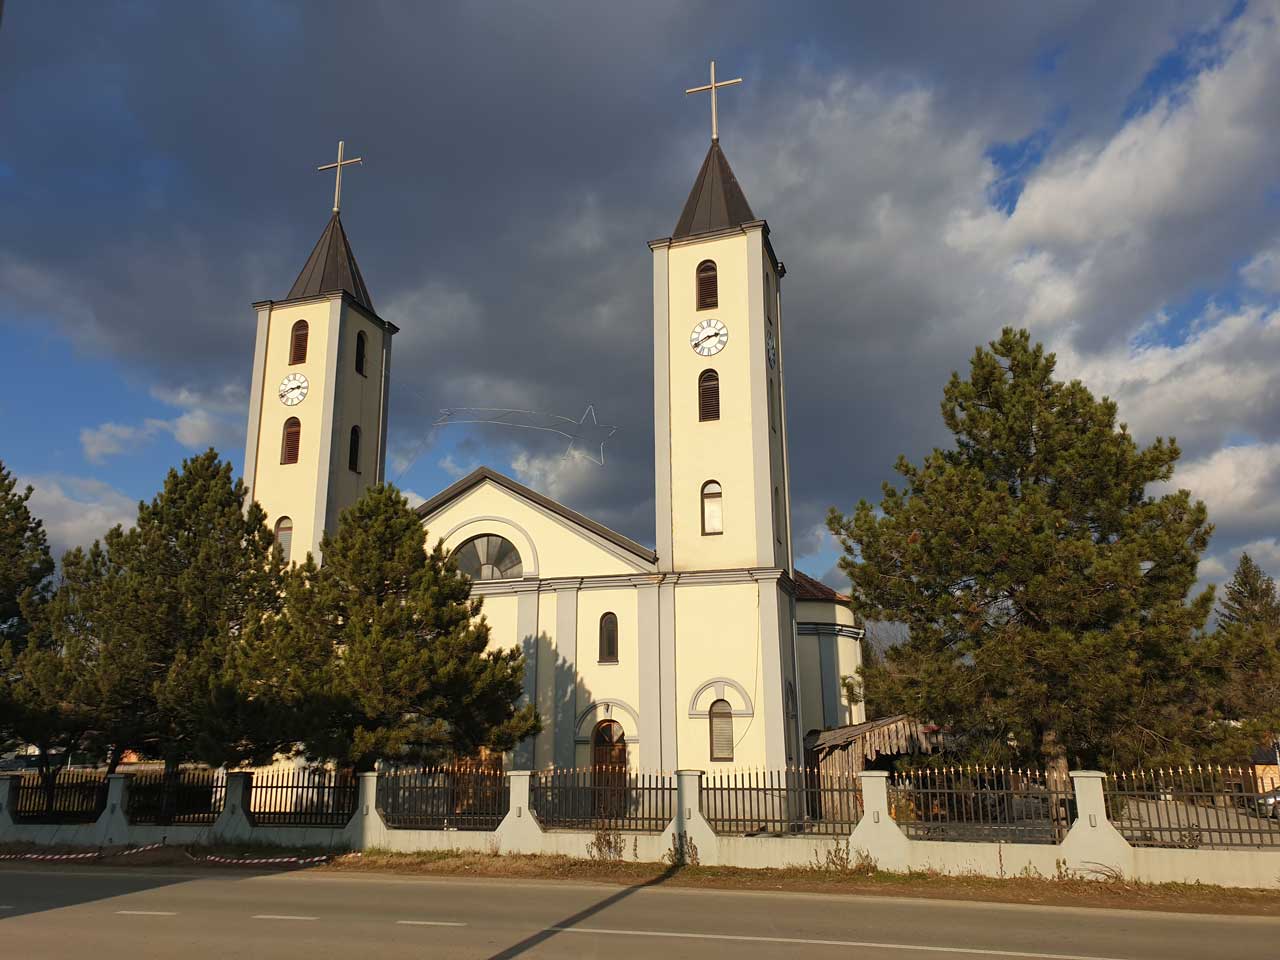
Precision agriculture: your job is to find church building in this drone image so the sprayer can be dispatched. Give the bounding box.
[241,80,863,772]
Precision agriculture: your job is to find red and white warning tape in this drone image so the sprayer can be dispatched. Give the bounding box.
[113,842,166,857]
[0,850,101,861]
[185,852,330,867]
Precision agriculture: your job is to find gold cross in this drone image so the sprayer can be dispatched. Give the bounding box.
[685,60,743,142]
[317,140,363,214]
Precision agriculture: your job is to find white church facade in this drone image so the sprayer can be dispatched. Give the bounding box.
[241,109,863,772]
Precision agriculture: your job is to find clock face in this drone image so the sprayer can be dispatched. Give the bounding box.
[279,372,309,406]
[766,329,777,369]
[690,318,728,357]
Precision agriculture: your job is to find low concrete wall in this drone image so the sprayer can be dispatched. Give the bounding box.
[3,768,1278,888]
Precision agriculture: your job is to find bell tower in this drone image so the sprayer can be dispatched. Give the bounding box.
[242,142,398,563]
[650,116,791,574]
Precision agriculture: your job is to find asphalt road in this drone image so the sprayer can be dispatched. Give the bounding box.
[0,866,1277,959]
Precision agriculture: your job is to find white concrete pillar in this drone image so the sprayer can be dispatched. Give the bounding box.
[1060,770,1133,876]
[0,774,18,835]
[351,772,385,851]
[848,771,911,872]
[97,773,132,846]
[663,769,718,865]
[497,770,544,853]
[213,771,254,842]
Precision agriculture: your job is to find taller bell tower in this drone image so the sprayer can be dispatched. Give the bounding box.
[650,137,792,574]
[243,142,398,563]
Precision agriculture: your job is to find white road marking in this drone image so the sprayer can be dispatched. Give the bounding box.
[116,910,177,916]
[396,919,467,927]
[550,927,1131,960]
[0,905,14,909]
[252,914,317,921]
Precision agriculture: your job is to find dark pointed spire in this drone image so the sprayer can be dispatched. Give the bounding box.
[672,140,756,239]
[287,212,374,312]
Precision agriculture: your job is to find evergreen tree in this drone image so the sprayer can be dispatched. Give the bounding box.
[828,329,1216,770]
[0,461,54,649]
[1217,552,1280,629]
[308,483,539,770]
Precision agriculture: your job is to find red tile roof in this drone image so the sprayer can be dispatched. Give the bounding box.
[793,569,849,603]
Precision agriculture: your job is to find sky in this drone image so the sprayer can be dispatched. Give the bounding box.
[2,1,1279,598]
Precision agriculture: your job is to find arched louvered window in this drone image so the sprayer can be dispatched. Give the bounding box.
[696,260,717,310]
[709,699,733,761]
[698,369,720,422]
[289,320,309,365]
[280,417,301,464]
[452,534,523,581]
[599,612,618,663]
[355,331,367,376]
[274,517,293,563]
[701,480,723,535]
[348,426,361,473]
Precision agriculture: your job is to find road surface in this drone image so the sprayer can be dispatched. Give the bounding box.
[0,865,1276,959]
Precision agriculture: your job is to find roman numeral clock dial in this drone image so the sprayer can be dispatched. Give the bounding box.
[279,372,309,406]
[690,318,728,357]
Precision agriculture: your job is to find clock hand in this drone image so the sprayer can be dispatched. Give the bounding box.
[694,332,716,347]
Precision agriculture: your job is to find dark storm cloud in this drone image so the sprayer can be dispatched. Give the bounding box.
[5,0,1275,585]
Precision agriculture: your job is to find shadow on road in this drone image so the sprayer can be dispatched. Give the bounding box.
[485,862,681,960]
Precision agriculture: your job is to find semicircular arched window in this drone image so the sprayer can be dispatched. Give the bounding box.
[452,534,523,581]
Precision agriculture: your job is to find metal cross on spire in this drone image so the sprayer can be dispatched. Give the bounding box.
[317,140,363,214]
[685,60,743,142]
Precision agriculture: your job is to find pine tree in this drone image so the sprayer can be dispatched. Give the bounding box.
[1218,553,1280,629]
[827,329,1216,770]
[308,483,539,770]
[0,461,54,649]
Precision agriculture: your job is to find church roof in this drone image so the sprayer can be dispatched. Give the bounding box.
[672,140,756,239]
[793,569,849,603]
[287,212,375,312]
[415,466,659,565]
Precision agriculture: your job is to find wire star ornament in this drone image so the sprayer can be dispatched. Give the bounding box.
[432,404,618,465]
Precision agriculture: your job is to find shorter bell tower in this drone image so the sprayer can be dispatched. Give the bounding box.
[242,142,398,563]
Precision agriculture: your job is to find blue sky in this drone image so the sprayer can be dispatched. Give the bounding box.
[2,1,1279,595]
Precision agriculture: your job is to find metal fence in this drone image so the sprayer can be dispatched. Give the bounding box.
[376,765,509,830]
[1104,766,1280,849]
[888,765,1074,843]
[247,767,358,827]
[529,768,675,832]
[12,769,109,824]
[126,768,226,825]
[701,767,862,836]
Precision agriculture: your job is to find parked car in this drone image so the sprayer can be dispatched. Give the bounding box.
[1256,787,1280,819]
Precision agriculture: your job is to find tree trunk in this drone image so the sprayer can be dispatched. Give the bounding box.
[105,743,123,776]
[1041,729,1071,841]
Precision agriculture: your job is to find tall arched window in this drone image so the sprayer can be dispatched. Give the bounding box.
[348,426,361,473]
[355,331,367,376]
[698,369,720,422]
[709,699,733,761]
[289,320,309,365]
[598,612,618,663]
[452,534,523,581]
[701,480,723,535]
[280,417,301,464]
[696,260,717,310]
[273,517,293,563]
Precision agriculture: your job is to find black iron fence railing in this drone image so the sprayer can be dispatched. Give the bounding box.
[529,768,674,832]
[376,765,509,830]
[1104,766,1280,849]
[701,767,862,836]
[247,767,358,827]
[13,769,109,824]
[126,768,225,825]
[888,765,1074,844]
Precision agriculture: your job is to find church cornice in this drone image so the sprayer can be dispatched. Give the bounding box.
[251,290,399,335]
[647,220,785,278]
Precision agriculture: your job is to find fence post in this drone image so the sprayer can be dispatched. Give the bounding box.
[1059,770,1132,877]
[848,771,911,872]
[212,771,254,843]
[496,770,544,854]
[0,774,18,837]
[351,771,385,851]
[97,773,133,847]
[663,769,718,866]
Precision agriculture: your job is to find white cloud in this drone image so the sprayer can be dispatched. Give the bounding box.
[509,449,601,505]
[402,489,426,510]
[79,384,243,464]
[1157,443,1280,539]
[1242,244,1280,294]
[22,474,136,560]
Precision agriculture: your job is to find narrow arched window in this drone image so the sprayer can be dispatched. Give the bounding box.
[281,417,301,464]
[709,699,733,761]
[355,331,367,376]
[274,517,293,563]
[599,612,618,663]
[696,260,717,310]
[701,480,723,535]
[348,426,361,473]
[698,369,720,422]
[289,320,309,365]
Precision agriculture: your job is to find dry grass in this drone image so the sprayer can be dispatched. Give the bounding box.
[3,842,1279,915]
